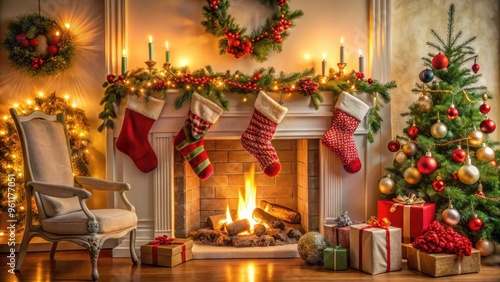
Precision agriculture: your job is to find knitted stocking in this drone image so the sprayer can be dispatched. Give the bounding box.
[174,93,223,180]
[116,95,165,173]
[321,92,369,173]
[241,91,288,177]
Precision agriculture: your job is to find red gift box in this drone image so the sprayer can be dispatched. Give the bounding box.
[378,196,435,243]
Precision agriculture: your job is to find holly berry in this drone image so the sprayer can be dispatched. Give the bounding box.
[479,103,491,114]
[106,74,116,83]
[29,38,39,47]
[297,77,319,96]
[367,78,374,84]
[209,0,221,9]
[32,63,39,69]
[16,33,27,42]
[355,72,365,80]
[47,45,58,55]
[277,0,288,7]
[21,39,30,48]
[431,52,449,70]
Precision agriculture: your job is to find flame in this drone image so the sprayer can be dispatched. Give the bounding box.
[225,164,258,230]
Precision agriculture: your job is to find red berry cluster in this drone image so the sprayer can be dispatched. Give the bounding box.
[271,16,292,43]
[208,0,221,9]
[277,0,288,7]
[224,30,253,58]
[155,81,166,90]
[297,77,319,96]
[174,74,212,86]
[226,77,262,91]
[412,220,472,256]
[355,72,365,80]
[106,74,125,84]
[32,57,44,69]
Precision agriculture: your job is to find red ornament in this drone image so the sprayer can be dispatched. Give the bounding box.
[387,139,401,152]
[408,125,419,139]
[453,171,459,180]
[106,74,116,83]
[490,160,498,167]
[21,39,30,48]
[47,45,58,55]
[451,146,467,163]
[417,151,438,175]
[367,78,374,84]
[472,63,480,74]
[480,118,496,134]
[446,105,459,120]
[468,216,483,231]
[431,52,449,70]
[50,36,60,46]
[29,38,39,47]
[16,33,27,42]
[432,177,445,192]
[479,103,491,114]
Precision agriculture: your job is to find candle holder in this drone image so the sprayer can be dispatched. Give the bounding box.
[145,60,156,73]
[337,63,347,76]
[162,62,176,77]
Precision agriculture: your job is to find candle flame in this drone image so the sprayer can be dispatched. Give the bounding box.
[322,53,326,60]
[304,53,311,60]
[149,35,153,43]
[123,49,127,56]
[165,41,169,50]
[341,37,344,46]
[359,49,363,56]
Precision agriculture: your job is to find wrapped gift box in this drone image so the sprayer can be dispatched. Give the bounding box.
[406,246,480,277]
[141,238,193,267]
[378,199,435,243]
[401,243,412,259]
[350,222,402,275]
[324,224,351,249]
[324,247,348,271]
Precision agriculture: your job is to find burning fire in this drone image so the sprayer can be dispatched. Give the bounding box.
[226,164,258,230]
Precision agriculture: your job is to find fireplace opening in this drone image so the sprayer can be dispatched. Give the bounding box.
[174,139,320,247]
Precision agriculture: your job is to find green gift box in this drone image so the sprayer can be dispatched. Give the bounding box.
[323,246,348,271]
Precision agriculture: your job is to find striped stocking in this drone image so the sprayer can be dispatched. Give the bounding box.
[241,91,288,177]
[174,93,223,180]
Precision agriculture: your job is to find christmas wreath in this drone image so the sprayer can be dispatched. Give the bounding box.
[3,13,75,77]
[201,0,303,62]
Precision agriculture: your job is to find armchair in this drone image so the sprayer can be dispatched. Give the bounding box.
[10,109,138,281]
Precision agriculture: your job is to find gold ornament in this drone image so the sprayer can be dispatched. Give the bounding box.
[476,143,495,162]
[404,165,422,185]
[394,151,408,164]
[402,142,418,156]
[430,119,448,138]
[475,238,495,257]
[416,95,433,112]
[458,156,480,184]
[442,204,461,226]
[378,174,395,195]
[468,129,485,147]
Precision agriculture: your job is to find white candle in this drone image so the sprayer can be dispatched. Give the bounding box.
[322,53,327,77]
[358,49,364,73]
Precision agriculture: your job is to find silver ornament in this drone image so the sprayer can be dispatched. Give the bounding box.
[402,142,418,156]
[442,206,461,226]
[468,129,485,147]
[430,119,448,139]
[378,174,395,195]
[395,151,408,164]
[458,156,480,185]
[475,238,495,257]
[416,95,433,113]
[476,143,495,162]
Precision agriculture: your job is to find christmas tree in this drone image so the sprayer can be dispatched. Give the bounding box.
[380,4,499,254]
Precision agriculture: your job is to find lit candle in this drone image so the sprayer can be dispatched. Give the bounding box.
[122,49,127,75]
[51,31,60,45]
[322,53,327,77]
[148,35,154,61]
[340,37,345,64]
[358,49,364,73]
[165,41,171,63]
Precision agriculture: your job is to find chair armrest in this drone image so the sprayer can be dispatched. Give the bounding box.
[27,181,92,199]
[75,176,130,192]
[74,176,136,213]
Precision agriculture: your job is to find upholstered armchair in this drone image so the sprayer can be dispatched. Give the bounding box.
[10,109,138,281]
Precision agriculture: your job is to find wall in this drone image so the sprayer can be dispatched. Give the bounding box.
[391,0,500,140]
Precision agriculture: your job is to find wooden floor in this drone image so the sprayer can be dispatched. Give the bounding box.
[1,250,499,281]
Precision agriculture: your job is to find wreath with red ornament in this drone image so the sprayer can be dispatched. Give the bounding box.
[201,0,303,62]
[3,13,75,77]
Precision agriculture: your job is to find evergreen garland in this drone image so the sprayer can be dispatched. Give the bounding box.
[3,13,75,77]
[382,4,500,245]
[201,0,303,62]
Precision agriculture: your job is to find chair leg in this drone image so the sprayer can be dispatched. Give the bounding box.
[50,242,58,258]
[88,237,101,282]
[129,229,138,264]
[15,229,32,271]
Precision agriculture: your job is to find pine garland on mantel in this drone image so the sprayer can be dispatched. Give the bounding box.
[98,66,396,142]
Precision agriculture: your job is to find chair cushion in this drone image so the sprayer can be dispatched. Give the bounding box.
[22,119,80,217]
[41,209,137,235]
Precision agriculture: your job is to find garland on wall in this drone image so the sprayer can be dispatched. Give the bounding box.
[0,93,90,229]
[98,66,396,142]
[201,0,303,62]
[2,13,75,77]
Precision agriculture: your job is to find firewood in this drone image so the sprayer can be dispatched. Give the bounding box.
[231,235,258,247]
[192,228,231,246]
[284,228,303,243]
[257,235,276,247]
[252,208,285,230]
[207,213,228,231]
[260,200,301,224]
[253,224,266,236]
[225,218,250,236]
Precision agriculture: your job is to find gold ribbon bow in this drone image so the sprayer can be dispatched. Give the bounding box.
[367,216,391,227]
[150,235,174,245]
[391,194,425,212]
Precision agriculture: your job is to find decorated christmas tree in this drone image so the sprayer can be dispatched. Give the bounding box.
[379,4,499,255]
